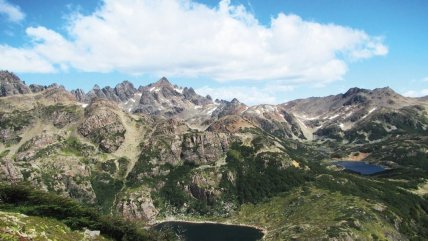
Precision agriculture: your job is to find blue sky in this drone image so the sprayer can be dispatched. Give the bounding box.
[0,0,427,104]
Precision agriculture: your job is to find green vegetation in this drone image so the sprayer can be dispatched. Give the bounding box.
[117,157,129,178]
[231,186,403,241]
[41,104,81,116]
[101,159,118,174]
[313,172,428,240]
[0,149,9,159]
[159,163,194,208]
[0,110,32,132]
[0,183,176,241]
[62,135,95,156]
[0,210,109,241]
[91,172,124,214]
[222,142,310,204]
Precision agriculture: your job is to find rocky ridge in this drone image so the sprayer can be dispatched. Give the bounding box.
[1,71,428,240]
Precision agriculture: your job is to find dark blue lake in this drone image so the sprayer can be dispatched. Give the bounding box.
[334,161,385,175]
[154,221,264,241]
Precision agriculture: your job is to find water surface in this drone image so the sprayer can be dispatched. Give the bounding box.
[154,221,264,241]
[334,161,385,175]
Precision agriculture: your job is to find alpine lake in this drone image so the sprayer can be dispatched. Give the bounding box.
[334,161,386,175]
[153,221,264,241]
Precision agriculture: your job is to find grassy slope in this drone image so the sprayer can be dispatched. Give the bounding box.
[0,211,110,241]
[230,186,404,241]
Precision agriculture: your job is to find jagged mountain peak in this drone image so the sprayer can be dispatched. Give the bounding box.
[0,70,21,83]
[372,86,398,96]
[0,70,31,97]
[231,98,241,104]
[152,76,172,87]
[343,87,370,98]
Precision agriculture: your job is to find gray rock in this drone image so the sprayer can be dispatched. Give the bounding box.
[0,71,31,97]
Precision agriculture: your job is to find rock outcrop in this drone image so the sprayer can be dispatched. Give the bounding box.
[0,71,31,97]
[0,159,23,182]
[181,132,229,165]
[116,188,158,222]
[79,99,126,152]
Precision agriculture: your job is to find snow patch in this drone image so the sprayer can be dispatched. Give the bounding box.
[80,103,88,108]
[294,114,321,121]
[149,87,161,92]
[328,114,340,120]
[174,87,183,94]
[361,107,377,119]
[345,111,354,118]
[206,106,218,115]
[242,106,249,113]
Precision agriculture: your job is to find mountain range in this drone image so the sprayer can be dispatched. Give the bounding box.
[1,70,428,240]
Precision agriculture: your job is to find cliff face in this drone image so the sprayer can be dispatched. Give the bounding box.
[79,99,126,153]
[0,72,427,240]
[0,71,31,97]
[181,132,229,165]
[115,187,158,222]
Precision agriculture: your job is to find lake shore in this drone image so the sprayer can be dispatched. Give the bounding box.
[332,152,370,161]
[152,217,268,235]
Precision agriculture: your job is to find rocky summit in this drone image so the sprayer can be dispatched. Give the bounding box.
[1,71,428,241]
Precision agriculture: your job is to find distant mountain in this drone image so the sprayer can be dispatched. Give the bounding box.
[1,70,428,240]
[2,70,427,142]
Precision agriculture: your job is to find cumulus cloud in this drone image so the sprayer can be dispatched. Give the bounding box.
[197,83,294,105]
[402,89,428,98]
[0,45,54,72]
[0,0,387,85]
[0,0,25,22]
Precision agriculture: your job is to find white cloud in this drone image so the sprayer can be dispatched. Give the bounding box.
[422,77,428,82]
[0,0,387,86]
[402,89,428,97]
[197,84,294,105]
[0,0,25,22]
[0,45,54,72]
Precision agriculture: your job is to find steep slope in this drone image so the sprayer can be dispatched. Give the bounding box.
[0,70,31,97]
[278,87,428,142]
[1,71,428,240]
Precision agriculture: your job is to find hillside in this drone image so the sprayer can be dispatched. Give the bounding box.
[1,71,428,240]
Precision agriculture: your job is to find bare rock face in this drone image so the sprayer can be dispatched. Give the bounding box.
[0,159,23,182]
[79,100,126,153]
[181,132,229,165]
[0,129,18,144]
[187,173,221,204]
[41,104,83,128]
[207,115,254,133]
[0,110,33,144]
[15,133,60,162]
[116,188,158,222]
[115,81,137,101]
[71,88,87,102]
[29,84,47,93]
[213,98,247,119]
[81,81,137,103]
[36,86,77,103]
[0,71,31,97]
